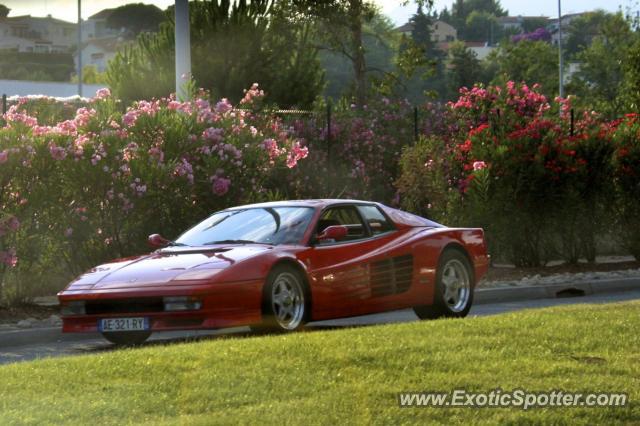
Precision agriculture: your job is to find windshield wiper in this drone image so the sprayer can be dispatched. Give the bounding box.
[167,241,189,247]
[204,239,262,245]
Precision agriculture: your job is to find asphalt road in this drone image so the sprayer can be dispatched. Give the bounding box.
[1,289,639,366]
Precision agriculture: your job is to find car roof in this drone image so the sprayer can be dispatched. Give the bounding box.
[225,199,379,210]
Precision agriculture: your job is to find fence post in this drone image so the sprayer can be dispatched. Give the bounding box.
[570,108,574,137]
[413,106,419,143]
[2,94,6,116]
[326,101,332,163]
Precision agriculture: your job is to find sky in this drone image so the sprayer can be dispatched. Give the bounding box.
[381,0,635,26]
[0,0,634,23]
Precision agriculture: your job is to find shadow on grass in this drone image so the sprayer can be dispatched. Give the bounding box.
[88,322,381,353]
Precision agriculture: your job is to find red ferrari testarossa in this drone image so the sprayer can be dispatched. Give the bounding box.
[58,200,489,344]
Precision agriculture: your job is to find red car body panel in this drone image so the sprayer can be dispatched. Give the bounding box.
[58,200,489,333]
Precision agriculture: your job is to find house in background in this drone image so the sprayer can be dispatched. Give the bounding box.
[76,36,123,73]
[0,14,76,53]
[436,41,496,60]
[548,13,585,46]
[83,9,123,40]
[395,20,458,44]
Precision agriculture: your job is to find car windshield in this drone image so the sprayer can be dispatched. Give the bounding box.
[174,207,315,246]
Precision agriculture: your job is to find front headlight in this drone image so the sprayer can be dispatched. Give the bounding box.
[61,300,86,316]
[163,296,202,311]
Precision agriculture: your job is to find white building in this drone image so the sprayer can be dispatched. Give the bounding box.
[0,15,76,53]
[395,20,458,44]
[76,36,122,72]
[549,13,585,46]
[83,9,123,40]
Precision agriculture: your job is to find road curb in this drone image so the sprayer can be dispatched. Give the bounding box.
[475,277,640,304]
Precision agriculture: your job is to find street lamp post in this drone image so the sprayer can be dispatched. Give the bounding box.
[558,0,564,99]
[174,0,191,100]
[77,0,82,97]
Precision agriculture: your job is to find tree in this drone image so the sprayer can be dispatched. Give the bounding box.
[292,0,377,107]
[464,10,496,42]
[320,12,399,100]
[451,0,506,40]
[293,0,433,106]
[411,4,433,49]
[568,13,635,117]
[489,40,559,97]
[106,3,168,37]
[521,17,549,33]
[565,10,611,58]
[71,65,107,84]
[447,41,480,98]
[0,4,10,18]
[106,0,324,108]
[623,38,640,111]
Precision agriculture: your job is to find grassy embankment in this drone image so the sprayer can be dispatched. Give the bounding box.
[0,302,638,425]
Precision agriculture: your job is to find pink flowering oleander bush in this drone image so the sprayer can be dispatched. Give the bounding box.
[398,82,620,266]
[287,98,445,204]
[0,84,308,304]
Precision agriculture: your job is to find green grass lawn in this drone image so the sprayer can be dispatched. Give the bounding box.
[0,302,638,425]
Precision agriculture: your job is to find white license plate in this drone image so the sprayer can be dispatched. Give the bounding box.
[98,317,149,332]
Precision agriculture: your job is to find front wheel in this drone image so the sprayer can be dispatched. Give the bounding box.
[253,266,309,332]
[414,249,474,320]
[102,331,151,346]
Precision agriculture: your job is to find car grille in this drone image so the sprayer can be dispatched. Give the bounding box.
[85,298,164,315]
[370,254,414,297]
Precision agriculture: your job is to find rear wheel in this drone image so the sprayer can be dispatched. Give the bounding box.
[102,331,151,346]
[414,249,474,319]
[253,266,309,332]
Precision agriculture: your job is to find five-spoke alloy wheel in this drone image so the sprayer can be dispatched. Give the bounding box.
[414,249,474,319]
[255,265,309,332]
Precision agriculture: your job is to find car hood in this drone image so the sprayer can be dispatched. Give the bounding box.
[65,245,272,290]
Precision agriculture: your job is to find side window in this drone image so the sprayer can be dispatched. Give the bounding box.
[357,205,395,236]
[316,206,369,243]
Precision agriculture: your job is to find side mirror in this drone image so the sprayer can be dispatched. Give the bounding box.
[317,225,348,242]
[148,233,170,248]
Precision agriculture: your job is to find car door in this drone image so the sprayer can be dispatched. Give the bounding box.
[302,204,403,320]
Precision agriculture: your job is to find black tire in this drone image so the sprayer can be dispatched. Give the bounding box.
[102,331,151,346]
[414,249,474,320]
[253,265,310,332]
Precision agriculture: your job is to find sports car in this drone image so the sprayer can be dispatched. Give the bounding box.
[58,200,489,345]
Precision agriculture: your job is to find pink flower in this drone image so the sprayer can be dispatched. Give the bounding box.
[95,88,111,99]
[212,176,230,196]
[173,158,194,184]
[64,228,73,237]
[202,127,224,143]
[74,107,96,127]
[148,146,164,163]
[7,216,19,231]
[122,110,139,127]
[240,83,264,105]
[473,161,487,171]
[49,143,67,160]
[0,150,8,164]
[262,138,281,160]
[286,141,308,168]
[215,99,233,114]
[0,249,17,267]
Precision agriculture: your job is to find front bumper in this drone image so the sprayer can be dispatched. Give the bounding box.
[58,279,263,333]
